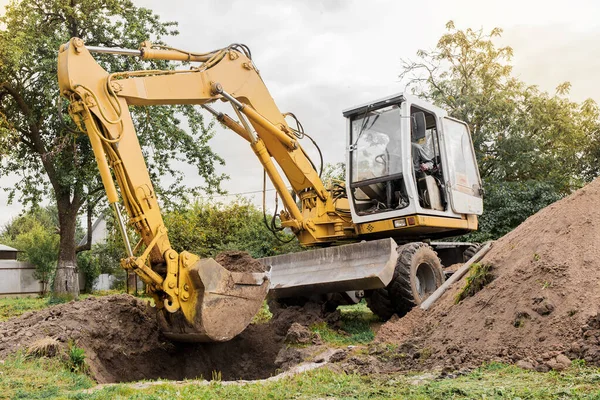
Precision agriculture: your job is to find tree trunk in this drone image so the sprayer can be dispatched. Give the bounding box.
[53,202,80,298]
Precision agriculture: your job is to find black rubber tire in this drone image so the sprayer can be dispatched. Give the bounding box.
[463,243,483,262]
[367,242,444,320]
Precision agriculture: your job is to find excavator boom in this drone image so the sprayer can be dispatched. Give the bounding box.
[57,38,357,342]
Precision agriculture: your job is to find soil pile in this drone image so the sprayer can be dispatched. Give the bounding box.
[216,251,268,273]
[377,178,600,371]
[0,295,287,383]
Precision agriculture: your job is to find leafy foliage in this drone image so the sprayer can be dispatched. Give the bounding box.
[75,250,100,293]
[0,0,225,296]
[66,341,87,374]
[464,180,562,242]
[321,162,346,183]
[164,199,303,259]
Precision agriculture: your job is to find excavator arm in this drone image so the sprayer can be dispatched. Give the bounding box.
[57,38,355,342]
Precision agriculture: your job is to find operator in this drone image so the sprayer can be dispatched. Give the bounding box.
[412,135,434,173]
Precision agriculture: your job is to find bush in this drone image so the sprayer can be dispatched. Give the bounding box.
[164,199,303,259]
[76,251,101,294]
[65,341,87,373]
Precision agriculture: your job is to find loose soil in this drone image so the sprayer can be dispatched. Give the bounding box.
[376,178,600,372]
[215,250,268,273]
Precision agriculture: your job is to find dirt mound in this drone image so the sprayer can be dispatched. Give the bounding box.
[377,178,600,371]
[0,295,286,383]
[216,251,268,272]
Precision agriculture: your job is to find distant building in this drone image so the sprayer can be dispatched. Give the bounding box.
[0,244,42,297]
[0,244,18,260]
[78,215,108,248]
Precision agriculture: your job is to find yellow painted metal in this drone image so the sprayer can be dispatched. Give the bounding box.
[239,105,298,151]
[59,37,352,245]
[251,139,304,226]
[80,106,119,204]
[216,112,252,143]
[357,214,478,236]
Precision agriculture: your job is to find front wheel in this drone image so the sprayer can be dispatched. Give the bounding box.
[366,242,444,320]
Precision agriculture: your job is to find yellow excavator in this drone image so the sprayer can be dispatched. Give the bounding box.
[57,38,483,342]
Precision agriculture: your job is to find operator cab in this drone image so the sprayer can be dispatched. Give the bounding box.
[343,93,483,237]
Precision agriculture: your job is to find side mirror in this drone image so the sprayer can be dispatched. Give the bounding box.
[411,112,426,142]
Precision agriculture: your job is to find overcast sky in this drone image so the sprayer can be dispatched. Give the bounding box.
[1,0,599,227]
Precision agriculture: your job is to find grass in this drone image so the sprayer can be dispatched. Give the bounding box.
[455,262,494,304]
[0,296,48,321]
[251,301,273,325]
[0,352,93,400]
[311,301,378,346]
[2,356,600,399]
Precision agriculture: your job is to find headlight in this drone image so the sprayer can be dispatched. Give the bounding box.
[393,218,407,228]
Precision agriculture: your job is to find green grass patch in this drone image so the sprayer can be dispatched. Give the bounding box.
[56,362,600,399]
[251,301,272,325]
[0,296,48,321]
[0,352,94,399]
[311,301,378,346]
[455,262,494,304]
[2,352,600,399]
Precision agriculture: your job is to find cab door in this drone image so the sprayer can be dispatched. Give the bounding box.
[440,117,483,215]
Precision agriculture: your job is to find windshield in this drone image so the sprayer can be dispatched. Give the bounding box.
[350,105,403,183]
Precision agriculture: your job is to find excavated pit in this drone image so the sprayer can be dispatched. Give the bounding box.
[0,251,316,384]
[0,295,290,383]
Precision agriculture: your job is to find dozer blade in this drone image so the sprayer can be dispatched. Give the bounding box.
[158,258,270,342]
[263,238,398,298]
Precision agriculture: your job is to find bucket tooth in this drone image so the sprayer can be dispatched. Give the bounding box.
[158,258,270,342]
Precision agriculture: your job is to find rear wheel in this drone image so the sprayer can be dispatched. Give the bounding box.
[367,242,444,320]
[463,243,483,262]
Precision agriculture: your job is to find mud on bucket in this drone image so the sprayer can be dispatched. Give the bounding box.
[158,257,270,342]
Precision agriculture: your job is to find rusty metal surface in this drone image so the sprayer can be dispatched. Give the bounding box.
[263,238,398,298]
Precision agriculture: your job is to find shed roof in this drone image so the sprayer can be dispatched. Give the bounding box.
[0,244,18,252]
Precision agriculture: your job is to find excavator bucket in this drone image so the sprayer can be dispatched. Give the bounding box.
[158,258,270,342]
[264,238,398,298]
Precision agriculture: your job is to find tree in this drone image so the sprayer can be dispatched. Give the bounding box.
[1,208,59,294]
[321,162,346,183]
[0,0,225,297]
[400,21,600,239]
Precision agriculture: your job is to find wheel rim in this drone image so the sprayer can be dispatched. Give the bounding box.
[415,262,437,299]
